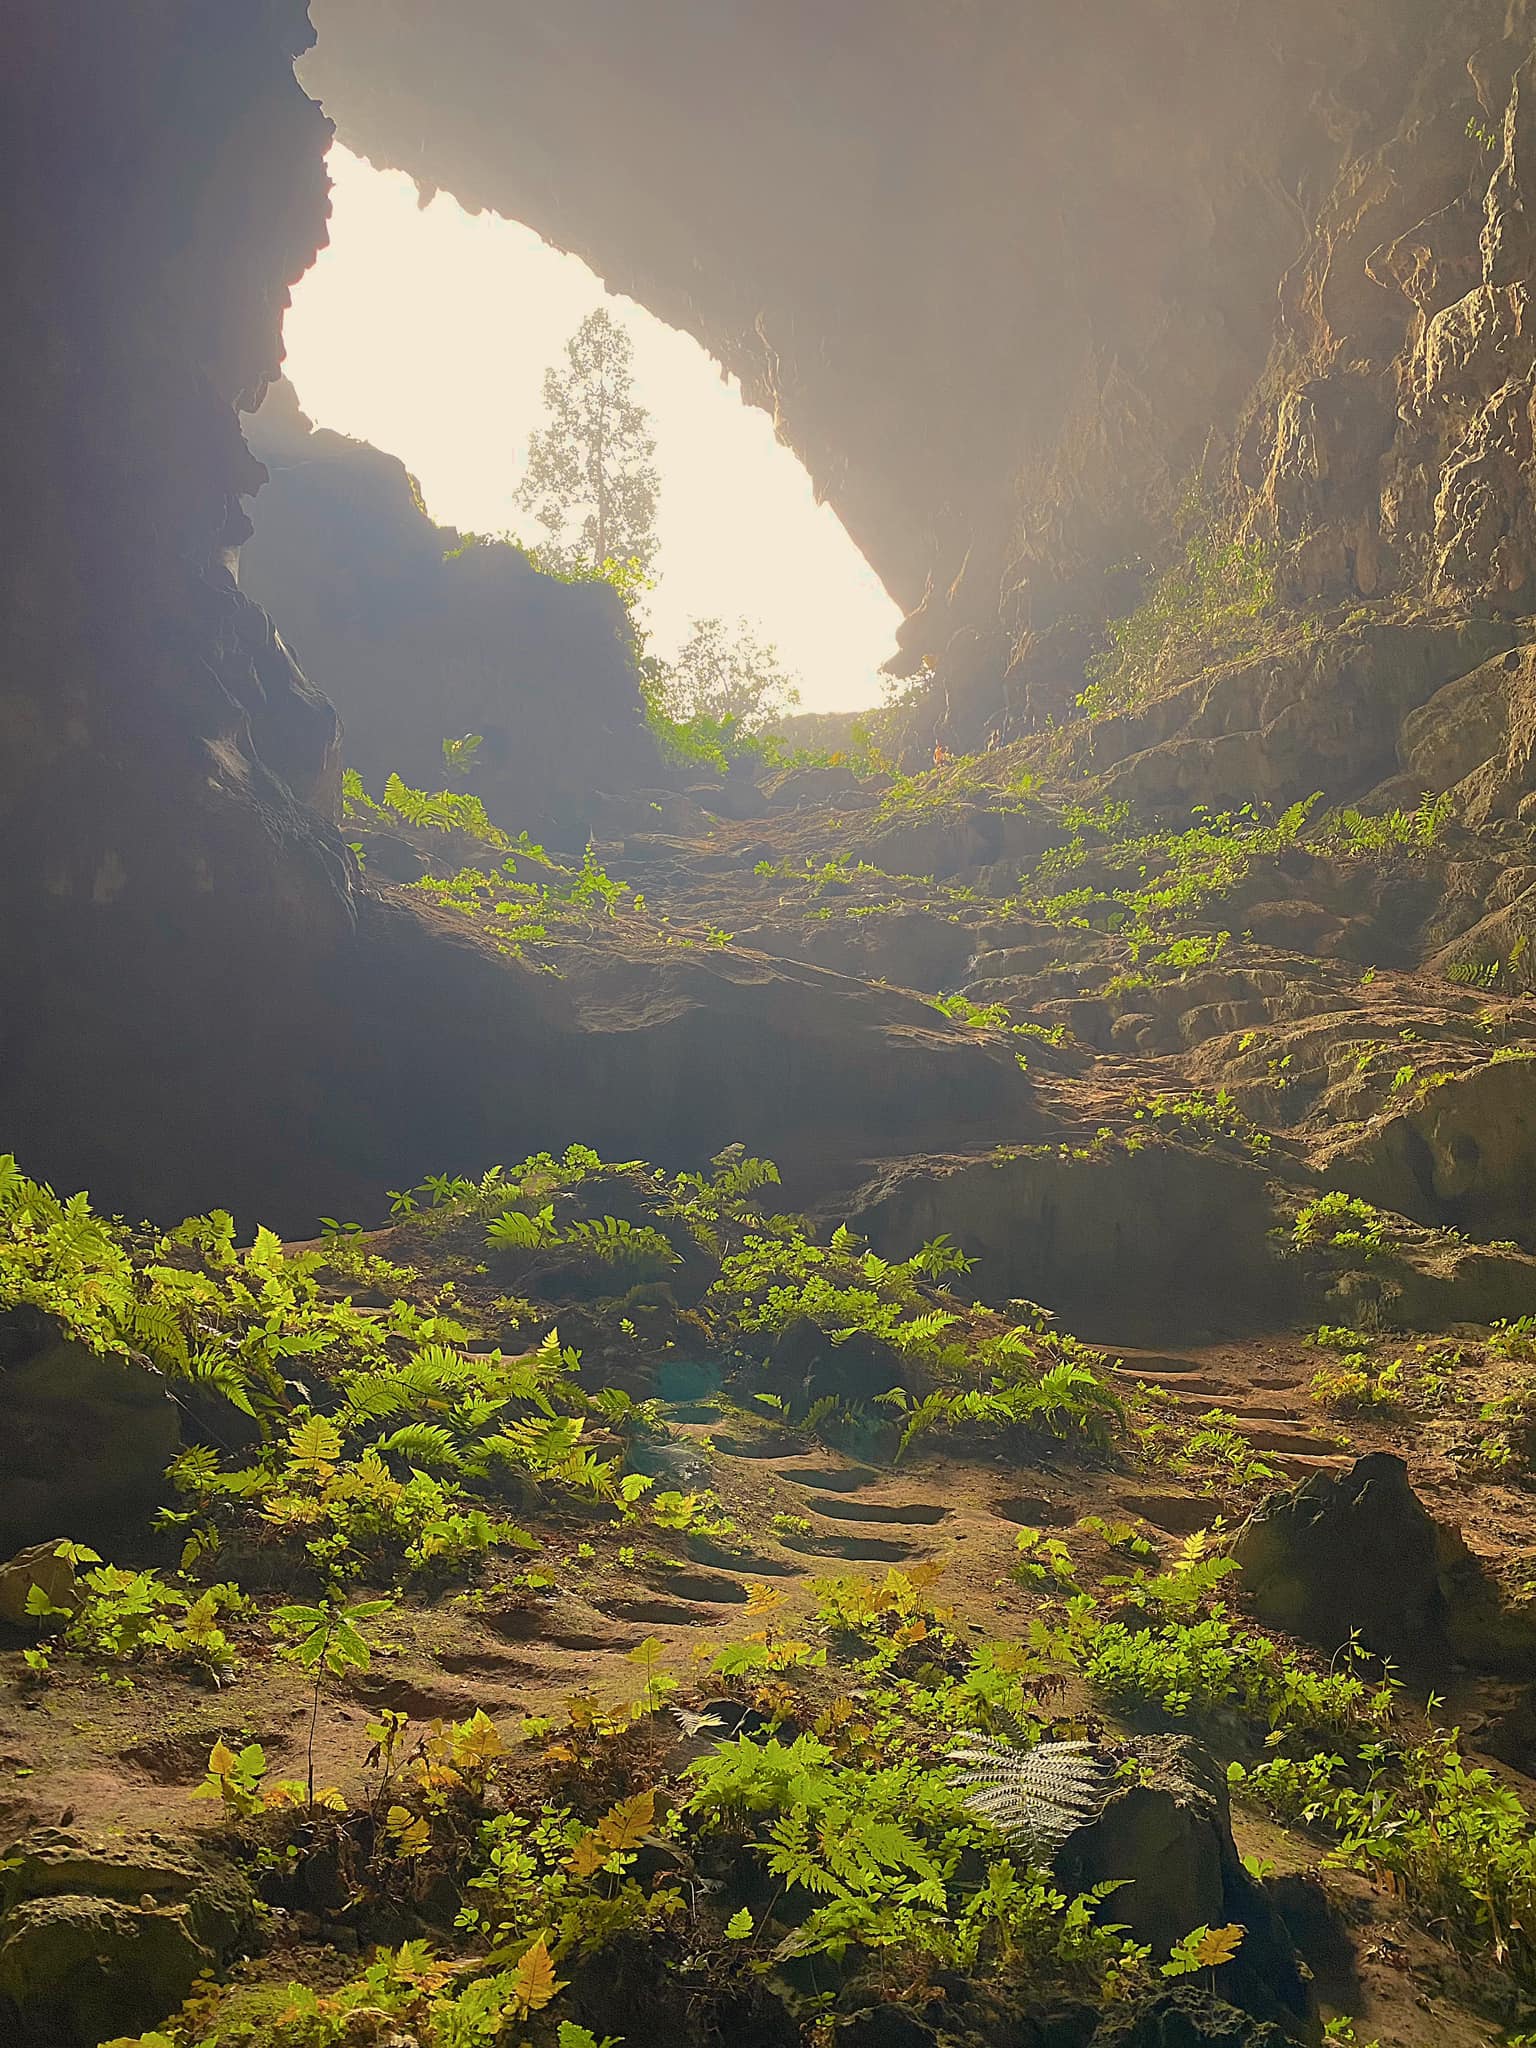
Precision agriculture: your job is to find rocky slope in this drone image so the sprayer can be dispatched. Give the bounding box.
[12,6,1536,2046]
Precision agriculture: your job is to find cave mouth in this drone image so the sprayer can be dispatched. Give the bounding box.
[274,142,901,717]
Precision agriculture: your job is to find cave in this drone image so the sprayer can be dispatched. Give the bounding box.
[9,6,1536,2044]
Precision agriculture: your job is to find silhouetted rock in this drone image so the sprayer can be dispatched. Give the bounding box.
[243,381,660,844]
[0,1333,179,1558]
[1233,1453,1457,1671]
[1057,1737,1317,2042]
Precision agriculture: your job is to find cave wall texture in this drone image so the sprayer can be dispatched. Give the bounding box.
[0,1,1030,1230]
[304,0,1536,738]
[241,381,658,845]
[10,0,1536,1229]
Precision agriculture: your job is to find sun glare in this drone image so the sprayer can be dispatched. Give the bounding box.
[277,146,899,715]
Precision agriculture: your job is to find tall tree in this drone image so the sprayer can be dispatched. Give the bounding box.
[655,616,801,730]
[516,307,660,577]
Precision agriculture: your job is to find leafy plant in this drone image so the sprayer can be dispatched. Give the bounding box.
[946,1736,1112,1855]
[1078,491,1276,719]
[271,1593,392,1807]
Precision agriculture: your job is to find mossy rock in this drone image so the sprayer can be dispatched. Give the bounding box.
[0,1541,79,1627]
[0,1334,179,1556]
[0,1829,254,2047]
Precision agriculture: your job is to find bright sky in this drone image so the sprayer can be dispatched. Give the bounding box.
[279,146,898,714]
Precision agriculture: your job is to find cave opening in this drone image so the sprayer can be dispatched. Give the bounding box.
[16,19,1536,2047]
[267,143,901,718]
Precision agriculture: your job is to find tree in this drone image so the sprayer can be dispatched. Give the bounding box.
[654,616,801,731]
[516,307,660,578]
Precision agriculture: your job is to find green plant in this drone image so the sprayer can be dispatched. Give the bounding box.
[1310,1325,1375,1352]
[26,1556,243,1684]
[1309,1354,1403,1415]
[685,1731,1139,1991]
[1323,793,1453,855]
[1078,492,1276,719]
[1081,1609,1393,1741]
[771,1511,814,1538]
[1236,1724,1536,1991]
[271,1593,392,1807]
[1013,1526,1080,1590]
[1131,1088,1270,1153]
[441,732,484,778]
[1161,1923,1244,1978]
[1291,1191,1400,1261]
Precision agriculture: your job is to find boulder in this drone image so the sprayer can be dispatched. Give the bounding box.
[0,1544,79,1629]
[845,1140,1285,1342]
[1238,1452,1536,1677]
[1232,1453,1454,1670]
[0,1335,179,1556]
[1318,1057,1536,1247]
[0,1828,254,2047]
[763,1317,918,1410]
[1056,1737,1316,2041]
[242,381,660,845]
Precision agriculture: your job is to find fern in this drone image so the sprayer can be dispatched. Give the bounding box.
[710,1156,781,1201]
[486,1205,559,1250]
[565,1217,679,1269]
[376,1423,463,1472]
[946,1736,1111,1856]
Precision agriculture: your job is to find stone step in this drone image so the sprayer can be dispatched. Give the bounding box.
[1232,1422,1343,1455]
[1105,1351,1207,1376]
[1111,1371,1239,1397]
[1270,1450,1354,1479]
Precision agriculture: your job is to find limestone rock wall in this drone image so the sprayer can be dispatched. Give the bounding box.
[303,0,1535,739]
[0,3,1031,1230]
[242,383,659,844]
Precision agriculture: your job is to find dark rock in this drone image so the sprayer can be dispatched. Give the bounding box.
[837,2006,941,2048]
[242,381,661,844]
[1233,1453,1465,1673]
[0,1338,180,1557]
[764,1317,917,1408]
[1320,1058,1536,1248]
[1266,1873,1360,2014]
[630,1438,715,1489]
[355,828,431,883]
[1089,1986,1291,2047]
[306,0,1529,720]
[1056,1737,1316,2041]
[846,1141,1285,1342]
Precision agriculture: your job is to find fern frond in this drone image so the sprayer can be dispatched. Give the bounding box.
[486,1205,559,1250]
[946,1736,1111,1856]
[376,1423,462,1470]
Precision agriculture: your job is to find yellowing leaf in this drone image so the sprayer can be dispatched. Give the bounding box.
[1191,1923,1245,1968]
[565,1832,607,1879]
[207,1739,237,1778]
[286,1413,343,1474]
[451,1708,505,1768]
[592,1786,657,1853]
[508,1934,565,2017]
[386,1805,432,1855]
[745,1582,785,1614]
